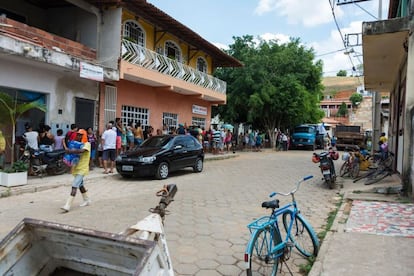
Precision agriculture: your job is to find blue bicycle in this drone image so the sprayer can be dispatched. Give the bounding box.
[244,176,319,275]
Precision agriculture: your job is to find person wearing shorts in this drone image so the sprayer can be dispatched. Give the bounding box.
[102,122,117,174]
[61,129,91,212]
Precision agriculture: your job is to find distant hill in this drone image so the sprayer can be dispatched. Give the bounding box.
[322,76,364,95]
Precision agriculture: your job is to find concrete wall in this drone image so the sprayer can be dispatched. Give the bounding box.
[404,33,414,196]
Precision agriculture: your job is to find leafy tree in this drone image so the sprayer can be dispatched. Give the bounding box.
[336,70,347,77]
[0,92,46,163]
[213,36,324,147]
[336,102,348,117]
[349,93,363,108]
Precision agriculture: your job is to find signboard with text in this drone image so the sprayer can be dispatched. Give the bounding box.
[80,62,104,82]
[192,105,207,115]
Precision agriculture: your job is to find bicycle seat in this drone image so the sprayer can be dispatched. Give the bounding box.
[261,199,279,209]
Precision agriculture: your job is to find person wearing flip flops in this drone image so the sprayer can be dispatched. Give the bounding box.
[101,122,117,174]
[61,129,92,212]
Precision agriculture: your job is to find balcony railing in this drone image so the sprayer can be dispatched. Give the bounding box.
[121,40,226,94]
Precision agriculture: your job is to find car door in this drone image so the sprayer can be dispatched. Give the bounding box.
[180,136,199,167]
[170,136,187,170]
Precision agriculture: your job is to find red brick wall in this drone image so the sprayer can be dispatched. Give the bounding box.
[0,17,96,60]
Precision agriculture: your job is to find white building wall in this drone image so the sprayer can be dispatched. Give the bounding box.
[0,57,98,133]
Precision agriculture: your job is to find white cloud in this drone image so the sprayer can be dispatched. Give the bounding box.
[311,20,364,76]
[213,42,229,50]
[259,33,290,44]
[255,0,344,27]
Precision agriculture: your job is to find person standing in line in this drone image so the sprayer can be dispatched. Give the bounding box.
[126,121,135,150]
[225,129,232,153]
[134,121,144,146]
[114,118,124,156]
[0,130,5,169]
[63,124,78,150]
[61,129,91,212]
[102,123,117,174]
[177,123,186,135]
[282,132,288,151]
[162,123,169,135]
[96,131,104,168]
[54,129,65,150]
[212,126,221,155]
[86,127,97,170]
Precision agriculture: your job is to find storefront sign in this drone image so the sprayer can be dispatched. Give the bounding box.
[80,62,104,81]
[192,105,207,115]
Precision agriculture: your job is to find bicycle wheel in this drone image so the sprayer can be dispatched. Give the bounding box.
[382,154,394,168]
[364,168,391,185]
[350,161,360,179]
[339,161,349,177]
[282,212,319,257]
[246,226,282,276]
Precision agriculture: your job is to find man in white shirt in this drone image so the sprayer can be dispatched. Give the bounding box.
[101,123,117,174]
[23,124,39,150]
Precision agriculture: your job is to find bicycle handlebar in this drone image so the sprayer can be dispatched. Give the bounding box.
[149,184,178,223]
[269,175,313,198]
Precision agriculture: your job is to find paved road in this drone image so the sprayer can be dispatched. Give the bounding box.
[0,150,340,275]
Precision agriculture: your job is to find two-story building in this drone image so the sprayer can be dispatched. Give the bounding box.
[0,0,241,147]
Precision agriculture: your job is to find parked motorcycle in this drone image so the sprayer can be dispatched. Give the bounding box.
[312,149,339,189]
[20,146,68,176]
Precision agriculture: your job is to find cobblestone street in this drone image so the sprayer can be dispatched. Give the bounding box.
[0,150,340,275]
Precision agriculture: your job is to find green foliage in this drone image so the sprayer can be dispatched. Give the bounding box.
[213,36,324,146]
[336,102,348,117]
[349,93,363,108]
[336,70,347,77]
[2,160,29,173]
[0,91,46,162]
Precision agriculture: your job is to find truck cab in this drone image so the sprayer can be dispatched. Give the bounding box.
[290,124,318,150]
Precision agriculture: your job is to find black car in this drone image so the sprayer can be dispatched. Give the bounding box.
[116,134,204,179]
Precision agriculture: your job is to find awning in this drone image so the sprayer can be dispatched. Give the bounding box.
[362,17,411,92]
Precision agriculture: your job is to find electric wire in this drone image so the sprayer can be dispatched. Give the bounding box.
[328,0,362,83]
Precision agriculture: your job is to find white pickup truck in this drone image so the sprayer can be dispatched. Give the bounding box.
[0,184,177,276]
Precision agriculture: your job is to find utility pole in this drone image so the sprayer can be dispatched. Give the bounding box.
[372,0,382,153]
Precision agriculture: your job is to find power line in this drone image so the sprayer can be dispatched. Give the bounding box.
[353,2,378,19]
[316,48,347,57]
[328,0,362,85]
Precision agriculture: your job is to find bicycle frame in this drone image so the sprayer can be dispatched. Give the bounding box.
[245,175,318,271]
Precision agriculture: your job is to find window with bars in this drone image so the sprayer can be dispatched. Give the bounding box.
[123,20,145,46]
[192,117,206,129]
[165,41,182,62]
[121,105,149,128]
[196,57,207,73]
[163,112,178,130]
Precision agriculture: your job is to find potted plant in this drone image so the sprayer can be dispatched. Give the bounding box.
[0,91,46,186]
[0,160,29,187]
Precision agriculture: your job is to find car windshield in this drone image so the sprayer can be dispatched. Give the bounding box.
[294,126,315,133]
[140,136,173,148]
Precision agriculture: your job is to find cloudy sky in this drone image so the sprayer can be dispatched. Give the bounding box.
[147,0,388,76]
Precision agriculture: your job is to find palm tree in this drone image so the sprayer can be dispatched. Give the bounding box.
[0,92,46,163]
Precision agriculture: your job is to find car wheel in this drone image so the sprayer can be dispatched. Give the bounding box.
[156,162,169,180]
[193,158,203,173]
